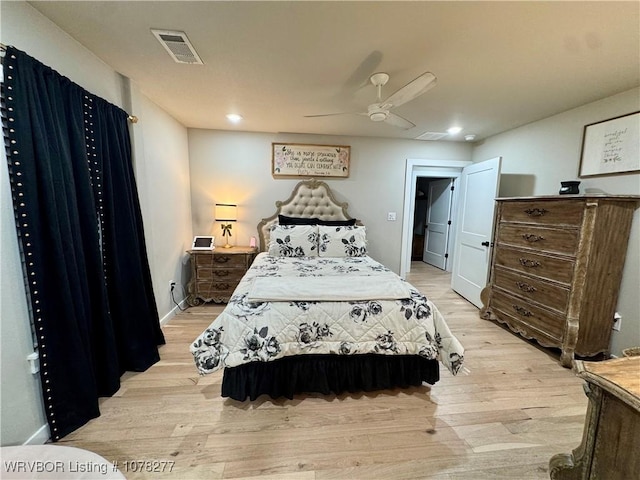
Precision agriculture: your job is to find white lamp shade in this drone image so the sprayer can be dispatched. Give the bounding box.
[215,204,237,222]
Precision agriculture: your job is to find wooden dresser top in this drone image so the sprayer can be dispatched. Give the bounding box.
[575,356,640,408]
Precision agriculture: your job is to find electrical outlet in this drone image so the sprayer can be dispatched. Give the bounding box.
[387,212,397,221]
[612,312,622,331]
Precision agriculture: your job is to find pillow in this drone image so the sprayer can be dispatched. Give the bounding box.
[278,214,318,226]
[317,218,357,226]
[268,225,319,257]
[278,215,357,226]
[318,225,367,257]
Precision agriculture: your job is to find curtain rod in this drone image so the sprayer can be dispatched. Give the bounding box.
[0,43,139,123]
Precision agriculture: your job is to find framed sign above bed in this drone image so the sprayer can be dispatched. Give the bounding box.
[272,143,350,178]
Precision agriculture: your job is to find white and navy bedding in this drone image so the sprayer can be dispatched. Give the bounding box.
[191,251,465,378]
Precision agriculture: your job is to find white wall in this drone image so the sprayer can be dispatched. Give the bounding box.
[0,1,191,445]
[472,87,640,357]
[188,130,472,273]
[128,87,193,322]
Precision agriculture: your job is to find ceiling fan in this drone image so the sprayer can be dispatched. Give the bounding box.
[305,71,437,129]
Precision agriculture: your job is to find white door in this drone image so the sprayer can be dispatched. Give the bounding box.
[423,178,453,270]
[451,157,502,308]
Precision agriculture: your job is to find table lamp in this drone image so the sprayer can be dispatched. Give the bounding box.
[215,203,237,248]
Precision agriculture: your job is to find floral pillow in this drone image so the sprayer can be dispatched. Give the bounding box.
[268,225,319,257]
[318,225,367,257]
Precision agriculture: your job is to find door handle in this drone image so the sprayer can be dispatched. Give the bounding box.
[481,241,490,247]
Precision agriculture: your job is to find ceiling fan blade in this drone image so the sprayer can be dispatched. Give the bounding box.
[385,112,415,130]
[304,112,356,118]
[383,72,437,108]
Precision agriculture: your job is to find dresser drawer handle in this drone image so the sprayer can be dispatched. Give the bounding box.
[213,283,230,290]
[515,281,537,293]
[522,233,545,242]
[524,208,548,216]
[519,258,541,268]
[512,305,533,317]
[215,270,231,277]
[214,256,230,263]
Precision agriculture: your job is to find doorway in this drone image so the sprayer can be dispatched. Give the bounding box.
[402,157,502,308]
[401,159,471,279]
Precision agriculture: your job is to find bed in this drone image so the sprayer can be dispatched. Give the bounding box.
[191,179,464,401]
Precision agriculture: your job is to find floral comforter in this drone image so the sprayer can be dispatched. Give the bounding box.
[191,253,464,376]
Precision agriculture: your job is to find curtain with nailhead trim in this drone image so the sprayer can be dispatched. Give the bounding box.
[2,46,165,441]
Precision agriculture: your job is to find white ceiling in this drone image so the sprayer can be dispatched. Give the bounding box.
[29,1,640,142]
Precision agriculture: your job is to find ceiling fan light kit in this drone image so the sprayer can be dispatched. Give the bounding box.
[368,104,388,122]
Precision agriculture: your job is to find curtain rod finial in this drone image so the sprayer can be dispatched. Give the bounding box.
[128,115,138,124]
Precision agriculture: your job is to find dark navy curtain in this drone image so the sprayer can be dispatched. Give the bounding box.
[2,47,164,441]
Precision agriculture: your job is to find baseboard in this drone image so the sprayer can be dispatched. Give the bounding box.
[159,299,187,326]
[24,423,50,445]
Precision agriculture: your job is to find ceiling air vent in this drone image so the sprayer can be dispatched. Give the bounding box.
[415,131,449,141]
[151,29,203,65]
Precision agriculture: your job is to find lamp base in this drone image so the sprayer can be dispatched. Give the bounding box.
[223,243,232,249]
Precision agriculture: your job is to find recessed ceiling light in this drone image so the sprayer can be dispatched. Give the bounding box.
[464,134,476,141]
[447,126,462,135]
[226,114,243,123]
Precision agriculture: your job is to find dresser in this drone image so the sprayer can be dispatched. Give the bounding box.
[480,196,638,367]
[187,246,257,305]
[549,356,640,479]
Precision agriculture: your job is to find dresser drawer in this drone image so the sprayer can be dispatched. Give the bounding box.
[494,246,575,284]
[500,200,584,226]
[497,224,580,256]
[493,267,570,313]
[491,289,565,343]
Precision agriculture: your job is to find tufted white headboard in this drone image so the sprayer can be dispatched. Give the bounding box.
[257,179,357,252]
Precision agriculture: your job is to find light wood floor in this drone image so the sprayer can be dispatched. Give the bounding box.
[59,262,588,479]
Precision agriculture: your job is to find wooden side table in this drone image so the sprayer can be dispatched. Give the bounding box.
[186,246,257,305]
[549,356,640,479]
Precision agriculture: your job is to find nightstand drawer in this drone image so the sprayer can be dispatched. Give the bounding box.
[194,253,247,268]
[196,280,236,294]
[196,267,244,282]
[500,200,584,226]
[497,224,579,256]
[494,246,574,284]
[493,267,570,313]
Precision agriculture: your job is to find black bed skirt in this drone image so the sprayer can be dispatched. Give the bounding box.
[221,354,440,401]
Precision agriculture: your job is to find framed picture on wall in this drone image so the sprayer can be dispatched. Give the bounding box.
[272,143,350,178]
[579,111,640,177]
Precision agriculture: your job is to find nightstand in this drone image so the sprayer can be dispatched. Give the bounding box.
[186,246,257,305]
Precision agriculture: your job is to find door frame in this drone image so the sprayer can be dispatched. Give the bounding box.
[401,158,472,278]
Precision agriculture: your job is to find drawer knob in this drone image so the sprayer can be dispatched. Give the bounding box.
[522,233,545,242]
[214,256,230,263]
[215,270,230,277]
[512,305,533,317]
[524,208,548,216]
[515,281,537,292]
[519,258,541,268]
[214,283,230,289]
